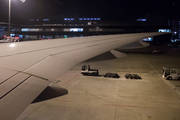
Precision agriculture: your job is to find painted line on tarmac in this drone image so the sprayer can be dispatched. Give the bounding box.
[52,99,73,102]
[107,78,121,80]
[139,54,180,96]
[106,77,127,81]
[59,73,80,85]
[102,104,153,109]
[120,77,127,81]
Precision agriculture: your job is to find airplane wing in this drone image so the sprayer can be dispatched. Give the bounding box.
[0,32,168,120]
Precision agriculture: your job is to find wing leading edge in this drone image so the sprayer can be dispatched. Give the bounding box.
[0,32,169,120]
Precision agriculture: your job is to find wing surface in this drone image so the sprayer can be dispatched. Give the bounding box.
[0,32,168,120]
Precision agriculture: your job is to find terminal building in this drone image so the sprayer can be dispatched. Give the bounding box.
[0,17,172,42]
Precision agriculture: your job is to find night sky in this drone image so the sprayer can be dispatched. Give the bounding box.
[0,0,179,23]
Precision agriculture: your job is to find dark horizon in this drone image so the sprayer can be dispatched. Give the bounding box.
[0,0,179,24]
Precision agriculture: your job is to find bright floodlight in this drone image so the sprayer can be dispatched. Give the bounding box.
[21,0,25,2]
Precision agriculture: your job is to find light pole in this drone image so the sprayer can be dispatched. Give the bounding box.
[8,0,25,36]
[8,0,11,36]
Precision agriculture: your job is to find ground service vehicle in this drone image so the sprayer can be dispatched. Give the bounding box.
[0,36,19,42]
[162,67,180,80]
[125,74,133,79]
[125,74,141,79]
[104,72,120,78]
[81,65,99,76]
[132,74,142,79]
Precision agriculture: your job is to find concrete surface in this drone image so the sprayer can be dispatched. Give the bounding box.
[16,52,180,120]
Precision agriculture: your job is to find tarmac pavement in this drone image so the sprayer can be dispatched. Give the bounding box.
[16,52,180,120]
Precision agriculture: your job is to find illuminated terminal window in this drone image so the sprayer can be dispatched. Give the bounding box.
[64,18,74,21]
[142,37,153,41]
[79,18,100,21]
[19,35,23,38]
[10,34,15,37]
[64,28,83,32]
[43,19,49,21]
[70,28,83,32]
[21,28,43,32]
[136,18,147,21]
[158,29,171,32]
[171,39,180,42]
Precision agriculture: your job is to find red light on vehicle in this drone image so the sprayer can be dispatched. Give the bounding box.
[4,35,6,37]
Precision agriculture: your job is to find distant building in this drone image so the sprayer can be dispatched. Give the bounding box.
[0,19,171,41]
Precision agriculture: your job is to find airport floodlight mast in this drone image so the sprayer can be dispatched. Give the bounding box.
[8,0,25,36]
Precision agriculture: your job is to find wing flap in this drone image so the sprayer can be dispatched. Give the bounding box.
[0,72,30,99]
[110,50,127,58]
[0,76,50,120]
